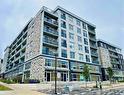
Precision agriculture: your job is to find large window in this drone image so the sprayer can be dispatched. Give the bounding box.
[76,19,81,26]
[61,29,66,38]
[82,23,87,29]
[45,59,52,66]
[78,44,83,51]
[70,51,75,59]
[77,27,81,34]
[68,15,73,22]
[77,36,82,42]
[69,33,74,40]
[70,41,75,50]
[69,24,74,30]
[83,30,87,37]
[79,53,83,61]
[61,20,66,28]
[58,60,68,68]
[61,49,67,58]
[86,55,90,62]
[61,12,66,20]
[84,38,88,45]
[85,46,89,53]
[61,39,67,47]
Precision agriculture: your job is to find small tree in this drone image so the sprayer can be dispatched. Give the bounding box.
[82,64,90,88]
[107,67,114,84]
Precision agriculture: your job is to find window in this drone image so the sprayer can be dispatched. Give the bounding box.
[68,15,73,22]
[85,46,89,53]
[45,59,52,66]
[70,42,74,50]
[77,27,81,34]
[72,73,77,81]
[61,20,66,28]
[78,44,83,51]
[77,36,82,42]
[84,38,88,45]
[83,30,87,37]
[61,39,67,47]
[61,29,66,38]
[86,55,90,62]
[83,23,87,29]
[70,51,75,59]
[76,19,81,26]
[69,24,73,30]
[79,54,83,61]
[69,33,74,40]
[61,12,66,20]
[61,49,67,58]
[60,61,68,68]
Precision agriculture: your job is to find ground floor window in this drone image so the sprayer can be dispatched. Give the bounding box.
[45,71,68,81]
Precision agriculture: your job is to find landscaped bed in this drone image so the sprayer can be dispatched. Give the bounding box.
[0,84,12,91]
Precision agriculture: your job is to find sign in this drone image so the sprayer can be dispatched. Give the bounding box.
[57,72,61,78]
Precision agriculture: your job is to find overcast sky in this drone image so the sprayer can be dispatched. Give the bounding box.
[0,0,124,58]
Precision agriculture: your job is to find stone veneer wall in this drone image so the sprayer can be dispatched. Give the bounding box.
[30,56,45,82]
[25,13,42,61]
[98,47,111,68]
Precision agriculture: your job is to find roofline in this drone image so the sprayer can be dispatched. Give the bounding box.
[97,39,121,50]
[54,6,96,28]
[9,18,34,48]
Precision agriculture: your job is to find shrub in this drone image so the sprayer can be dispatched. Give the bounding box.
[0,79,16,84]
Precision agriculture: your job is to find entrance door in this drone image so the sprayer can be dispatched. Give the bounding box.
[61,72,67,81]
[46,72,50,81]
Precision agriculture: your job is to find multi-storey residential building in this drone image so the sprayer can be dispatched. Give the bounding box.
[97,39,124,81]
[3,6,100,82]
[0,58,3,74]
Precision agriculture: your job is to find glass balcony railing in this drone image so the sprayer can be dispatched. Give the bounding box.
[90,44,97,49]
[43,38,58,47]
[44,28,58,36]
[89,37,96,41]
[88,30,95,34]
[44,17,58,26]
[91,52,98,57]
[92,60,99,64]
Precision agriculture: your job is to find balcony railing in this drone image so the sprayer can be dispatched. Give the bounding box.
[88,30,95,34]
[92,60,99,64]
[91,52,98,57]
[44,17,58,26]
[89,37,96,41]
[44,27,58,36]
[90,44,97,49]
[43,38,58,47]
[42,50,56,56]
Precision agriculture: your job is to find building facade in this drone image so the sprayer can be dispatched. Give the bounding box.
[0,58,3,74]
[97,39,124,81]
[3,6,100,82]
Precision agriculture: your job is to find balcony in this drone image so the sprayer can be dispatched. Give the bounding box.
[43,37,58,47]
[43,27,58,37]
[110,54,118,58]
[44,17,58,28]
[92,60,99,64]
[90,44,97,49]
[91,52,98,57]
[89,36,96,42]
[88,30,95,35]
[42,50,56,56]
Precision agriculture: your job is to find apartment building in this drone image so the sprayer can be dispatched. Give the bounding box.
[3,6,100,82]
[97,39,124,81]
[0,58,3,74]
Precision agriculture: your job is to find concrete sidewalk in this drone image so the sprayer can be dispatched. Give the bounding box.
[0,82,46,95]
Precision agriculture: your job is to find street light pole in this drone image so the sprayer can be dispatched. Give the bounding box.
[54,54,57,94]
